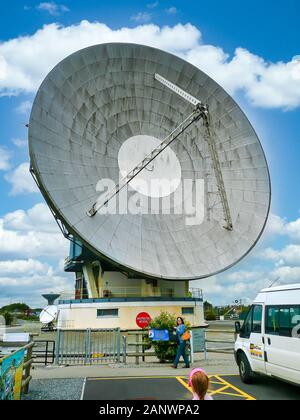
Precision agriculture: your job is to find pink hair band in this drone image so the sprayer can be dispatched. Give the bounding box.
[188,368,208,387]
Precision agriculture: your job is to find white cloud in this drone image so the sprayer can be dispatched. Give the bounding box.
[5,162,39,195]
[15,100,32,115]
[0,21,298,108]
[263,213,300,241]
[192,272,270,305]
[264,213,286,236]
[0,147,11,170]
[284,218,300,241]
[191,276,223,296]
[12,138,28,148]
[36,2,70,16]
[166,7,178,15]
[272,266,300,284]
[226,270,261,282]
[131,12,152,23]
[185,46,300,110]
[0,203,69,259]
[262,245,300,266]
[0,270,73,307]
[0,259,48,275]
[3,203,58,233]
[147,2,159,9]
[0,204,72,307]
[0,21,200,96]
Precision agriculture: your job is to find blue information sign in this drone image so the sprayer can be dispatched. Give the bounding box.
[149,329,170,342]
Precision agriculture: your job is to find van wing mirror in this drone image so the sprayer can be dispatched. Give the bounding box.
[235,321,241,334]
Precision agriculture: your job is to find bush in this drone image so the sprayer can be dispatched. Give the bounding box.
[17,315,39,322]
[148,312,191,363]
[205,310,217,321]
[2,312,13,326]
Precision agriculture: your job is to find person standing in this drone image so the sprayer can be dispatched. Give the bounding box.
[171,317,190,369]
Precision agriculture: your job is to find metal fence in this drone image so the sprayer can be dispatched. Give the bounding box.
[55,328,121,365]
[205,328,235,354]
[33,340,56,365]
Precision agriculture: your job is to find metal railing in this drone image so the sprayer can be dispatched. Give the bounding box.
[122,331,156,365]
[55,328,121,365]
[59,287,203,301]
[205,328,236,354]
[122,330,203,365]
[189,288,203,300]
[32,340,55,365]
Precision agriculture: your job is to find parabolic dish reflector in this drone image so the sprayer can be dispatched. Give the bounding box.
[39,306,58,324]
[29,43,271,281]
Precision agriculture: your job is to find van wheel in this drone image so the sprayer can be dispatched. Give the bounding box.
[238,353,253,384]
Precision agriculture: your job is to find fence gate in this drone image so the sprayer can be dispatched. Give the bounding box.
[55,329,121,365]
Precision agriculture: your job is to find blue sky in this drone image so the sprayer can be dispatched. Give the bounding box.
[0,0,300,307]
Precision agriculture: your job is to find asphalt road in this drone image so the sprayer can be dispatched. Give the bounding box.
[82,374,300,401]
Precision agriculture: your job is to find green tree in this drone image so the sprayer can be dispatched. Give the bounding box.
[205,309,217,321]
[2,312,13,326]
[0,303,29,314]
[204,301,213,312]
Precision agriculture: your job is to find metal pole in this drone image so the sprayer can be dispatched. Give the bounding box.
[88,329,92,365]
[84,329,88,365]
[117,328,121,363]
[190,330,194,364]
[204,329,208,360]
[45,340,48,366]
[55,329,61,365]
[136,333,139,365]
[122,336,127,364]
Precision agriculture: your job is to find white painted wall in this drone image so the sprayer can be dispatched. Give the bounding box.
[57,300,204,330]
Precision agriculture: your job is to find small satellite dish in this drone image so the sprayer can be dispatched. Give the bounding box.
[29,43,271,281]
[42,293,60,306]
[39,305,59,325]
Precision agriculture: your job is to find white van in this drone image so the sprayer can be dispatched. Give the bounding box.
[235,284,300,386]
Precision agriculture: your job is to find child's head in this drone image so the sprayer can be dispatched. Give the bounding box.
[188,368,210,400]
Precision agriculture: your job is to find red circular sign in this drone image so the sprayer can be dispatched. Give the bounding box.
[136,312,152,329]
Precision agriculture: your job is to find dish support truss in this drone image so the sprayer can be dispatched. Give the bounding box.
[87,73,233,231]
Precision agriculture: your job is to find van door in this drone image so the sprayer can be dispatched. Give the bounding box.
[265,306,300,384]
[240,304,266,374]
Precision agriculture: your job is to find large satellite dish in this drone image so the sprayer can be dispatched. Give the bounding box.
[29,43,271,281]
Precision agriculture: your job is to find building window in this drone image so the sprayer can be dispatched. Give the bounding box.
[97,309,119,318]
[146,279,158,288]
[182,307,194,315]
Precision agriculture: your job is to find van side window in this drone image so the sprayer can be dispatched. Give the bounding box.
[266,306,300,337]
[279,308,291,337]
[266,307,280,335]
[290,307,300,337]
